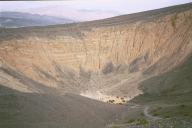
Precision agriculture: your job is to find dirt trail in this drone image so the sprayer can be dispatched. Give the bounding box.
[143,106,162,119]
[106,105,163,128]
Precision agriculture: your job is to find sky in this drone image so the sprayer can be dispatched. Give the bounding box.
[0,0,191,14]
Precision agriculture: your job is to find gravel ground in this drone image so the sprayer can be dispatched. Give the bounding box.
[110,117,192,128]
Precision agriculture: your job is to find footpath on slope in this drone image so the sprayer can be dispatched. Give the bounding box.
[106,104,163,128]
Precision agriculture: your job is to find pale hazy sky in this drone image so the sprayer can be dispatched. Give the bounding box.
[0,0,191,14]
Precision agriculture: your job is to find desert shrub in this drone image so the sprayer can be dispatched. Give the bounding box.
[109,100,115,103]
[153,113,159,117]
[180,104,187,107]
[157,106,162,110]
[183,113,190,116]
[137,119,148,125]
[121,98,124,99]
[164,115,171,118]
[140,112,144,116]
[119,103,122,105]
[117,96,119,98]
[109,126,120,128]
[123,100,125,102]
[128,118,135,123]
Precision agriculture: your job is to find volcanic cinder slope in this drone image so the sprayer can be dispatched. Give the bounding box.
[0,3,192,128]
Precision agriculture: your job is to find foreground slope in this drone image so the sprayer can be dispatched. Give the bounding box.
[0,85,126,128]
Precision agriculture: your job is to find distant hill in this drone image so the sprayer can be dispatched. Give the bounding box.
[16,5,123,21]
[0,12,75,28]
